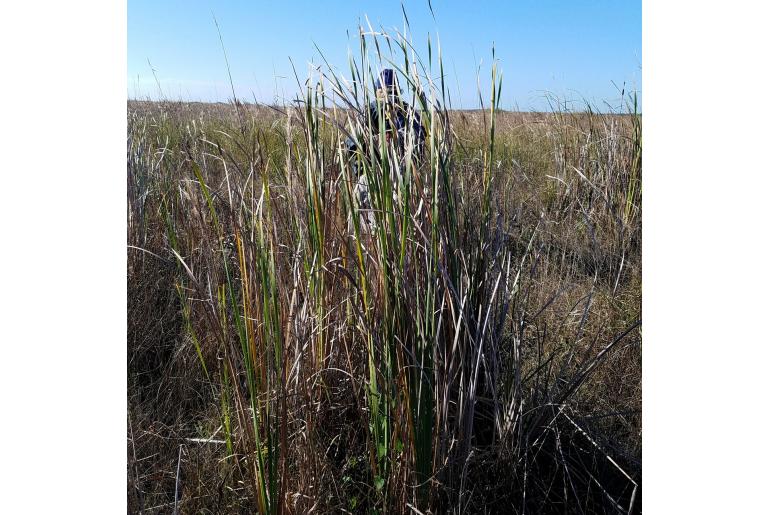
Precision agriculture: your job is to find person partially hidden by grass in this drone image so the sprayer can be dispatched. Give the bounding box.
[345,68,426,229]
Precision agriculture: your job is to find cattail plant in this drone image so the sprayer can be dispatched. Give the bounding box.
[128,17,641,515]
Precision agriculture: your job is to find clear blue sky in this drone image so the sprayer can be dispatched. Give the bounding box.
[128,0,641,112]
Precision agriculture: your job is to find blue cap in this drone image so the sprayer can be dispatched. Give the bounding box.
[375,69,397,91]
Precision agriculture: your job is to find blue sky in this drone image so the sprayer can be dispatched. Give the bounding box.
[128,0,641,111]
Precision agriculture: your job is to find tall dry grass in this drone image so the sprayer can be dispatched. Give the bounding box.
[128,25,641,514]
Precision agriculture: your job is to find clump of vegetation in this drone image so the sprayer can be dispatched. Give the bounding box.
[128,23,640,514]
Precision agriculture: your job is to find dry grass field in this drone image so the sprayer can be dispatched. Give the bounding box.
[127,39,641,513]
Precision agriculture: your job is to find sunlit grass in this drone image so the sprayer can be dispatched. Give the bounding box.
[127,21,641,514]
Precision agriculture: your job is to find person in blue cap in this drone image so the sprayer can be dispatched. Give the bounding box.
[368,68,426,155]
[346,68,426,228]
